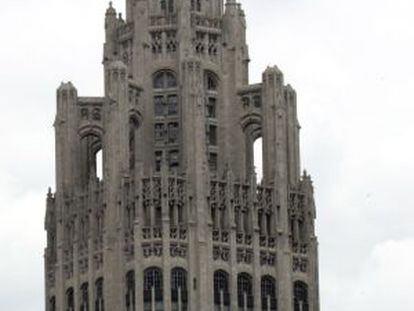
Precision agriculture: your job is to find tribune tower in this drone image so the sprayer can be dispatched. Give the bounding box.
[45,1,320,310]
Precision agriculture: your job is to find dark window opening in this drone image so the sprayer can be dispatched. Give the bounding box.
[171,268,188,311]
[206,74,218,91]
[209,153,218,172]
[126,271,136,311]
[167,95,178,115]
[253,95,262,108]
[144,268,163,311]
[154,96,165,116]
[155,151,163,172]
[261,276,277,311]
[214,270,230,310]
[208,125,217,146]
[95,278,104,311]
[169,150,180,170]
[155,123,166,141]
[168,122,179,144]
[80,283,89,311]
[237,273,253,310]
[66,287,74,311]
[206,97,216,118]
[294,281,309,311]
[49,296,56,311]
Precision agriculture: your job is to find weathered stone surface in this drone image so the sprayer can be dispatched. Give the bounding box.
[44,1,319,310]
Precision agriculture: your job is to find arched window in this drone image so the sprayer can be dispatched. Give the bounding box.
[153,70,180,172]
[66,287,74,311]
[237,273,253,311]
[261,276,277,310]
[293,281,309,311]
[80,134,103,183]
[48,296,56,311]
[143,267,163,311]
[214,270,230,311]
[80,283,89,311]
[126,271,136,311]
[171,268,188,311]
[95,278,104,311]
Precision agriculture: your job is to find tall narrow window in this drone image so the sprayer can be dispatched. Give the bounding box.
[153,70,180,172]
[206,97,216,118]
[49,296,56,311]
[208,125,217,146]
[126,271,136,311]
[214,270,230,311]
[143,267,163,311]
[66,287,74,311]
[95,278,104,311]
[237,273,253,311]
[261,276,277,311]
[293,281,309,311]
[171,268,188,311]
[129,117,139,170]
[80,283,89,311]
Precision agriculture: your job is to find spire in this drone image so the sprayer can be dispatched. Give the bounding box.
[106,1,116,16]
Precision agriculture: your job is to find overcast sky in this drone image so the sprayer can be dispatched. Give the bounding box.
[1,0,413,310]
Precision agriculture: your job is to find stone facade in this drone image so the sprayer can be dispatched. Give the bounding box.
[44,1,320,310]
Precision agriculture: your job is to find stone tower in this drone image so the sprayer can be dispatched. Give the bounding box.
[44,1,319,310]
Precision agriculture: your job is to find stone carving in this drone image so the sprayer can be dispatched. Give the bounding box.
[293,256,308,273]
[213,246,230,262]
[260,251,277,266]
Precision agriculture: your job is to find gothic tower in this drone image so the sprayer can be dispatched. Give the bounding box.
[45,1,320,310]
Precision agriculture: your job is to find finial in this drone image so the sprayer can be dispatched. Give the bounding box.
[109,1,113,7]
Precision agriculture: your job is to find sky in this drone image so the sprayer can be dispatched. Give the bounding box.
[0,0,413,310]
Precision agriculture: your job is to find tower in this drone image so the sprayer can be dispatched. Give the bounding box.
[44,1,320,310]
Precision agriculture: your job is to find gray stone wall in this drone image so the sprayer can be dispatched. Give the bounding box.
[45,1,319,310]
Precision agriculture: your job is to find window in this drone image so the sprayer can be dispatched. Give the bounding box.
[191,0,201,12]
[126,271,136,311]
[95,278,104,311]
[293,281,309,311]
[155,123,166,141]
[171,268,188,311]
[214,270,230,311]
[80,283,89,311]
[153,70,180,172]
[161,0,174,13]
[66,287,74,311]
[237,273,253,311]
[154,96,165,116]
[168,122,179,143]
[153,71,177,89]
[144,268,163,311]
[206,97,216,118]
[208,125,217,146]
[261,276,277,311]
[209,153,218,172]
[49,296,56,311]
[167,95,178,115]
[206,74,218,91]
[129,117,139,170]
[169,150,180,169]
[155,151,163,172]
[253,95,262,108]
